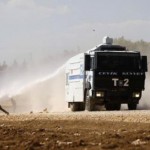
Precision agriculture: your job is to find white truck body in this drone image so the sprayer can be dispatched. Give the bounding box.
[65,53,85,103]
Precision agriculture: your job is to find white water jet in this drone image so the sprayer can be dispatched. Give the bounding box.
[0,63,68,113]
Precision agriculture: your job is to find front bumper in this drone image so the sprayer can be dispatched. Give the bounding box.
[92,89,141,104]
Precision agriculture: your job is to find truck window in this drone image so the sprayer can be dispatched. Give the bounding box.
[96,53,140,71]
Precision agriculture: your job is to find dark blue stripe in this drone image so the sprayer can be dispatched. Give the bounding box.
[69,75,84,80]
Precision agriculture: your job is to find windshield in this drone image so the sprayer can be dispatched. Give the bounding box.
[96,52,141,71]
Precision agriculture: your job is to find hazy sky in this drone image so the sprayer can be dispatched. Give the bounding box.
[0,0,150,63]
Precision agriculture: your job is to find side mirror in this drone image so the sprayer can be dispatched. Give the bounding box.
[141,56,148,72]
[84,54,90,71]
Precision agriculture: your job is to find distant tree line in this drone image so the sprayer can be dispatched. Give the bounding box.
[114,36,150,52]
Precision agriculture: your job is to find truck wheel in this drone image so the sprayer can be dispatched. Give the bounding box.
[85,90,94,111]
[70,103,79,111]
[85,97,94,111]
[128,103,137,110]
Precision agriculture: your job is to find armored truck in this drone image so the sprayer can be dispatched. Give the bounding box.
[65,37,148,111]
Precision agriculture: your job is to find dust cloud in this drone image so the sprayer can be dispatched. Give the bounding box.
[138,73,150,109]
[0,62,68,113]
[14,64,68,113]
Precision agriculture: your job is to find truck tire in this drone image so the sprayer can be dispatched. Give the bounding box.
[128,103,137,110]
[70,103,79,111]
[85,90,94,111]
[85,97,94,111]
[105,103,121,111]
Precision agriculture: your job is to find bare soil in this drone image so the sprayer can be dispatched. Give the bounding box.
[0,111,150,150]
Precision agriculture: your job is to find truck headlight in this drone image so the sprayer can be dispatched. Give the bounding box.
[132,92,140,98]
[96,91,104,97]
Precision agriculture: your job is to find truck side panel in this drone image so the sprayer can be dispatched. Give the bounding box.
[65,53,85,103]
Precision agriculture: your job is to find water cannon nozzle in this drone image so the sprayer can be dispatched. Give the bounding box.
[103,36,113,45]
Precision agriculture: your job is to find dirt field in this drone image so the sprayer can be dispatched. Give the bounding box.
[0,111,150,150]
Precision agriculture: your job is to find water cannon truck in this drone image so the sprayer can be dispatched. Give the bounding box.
[65,36,148,111]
